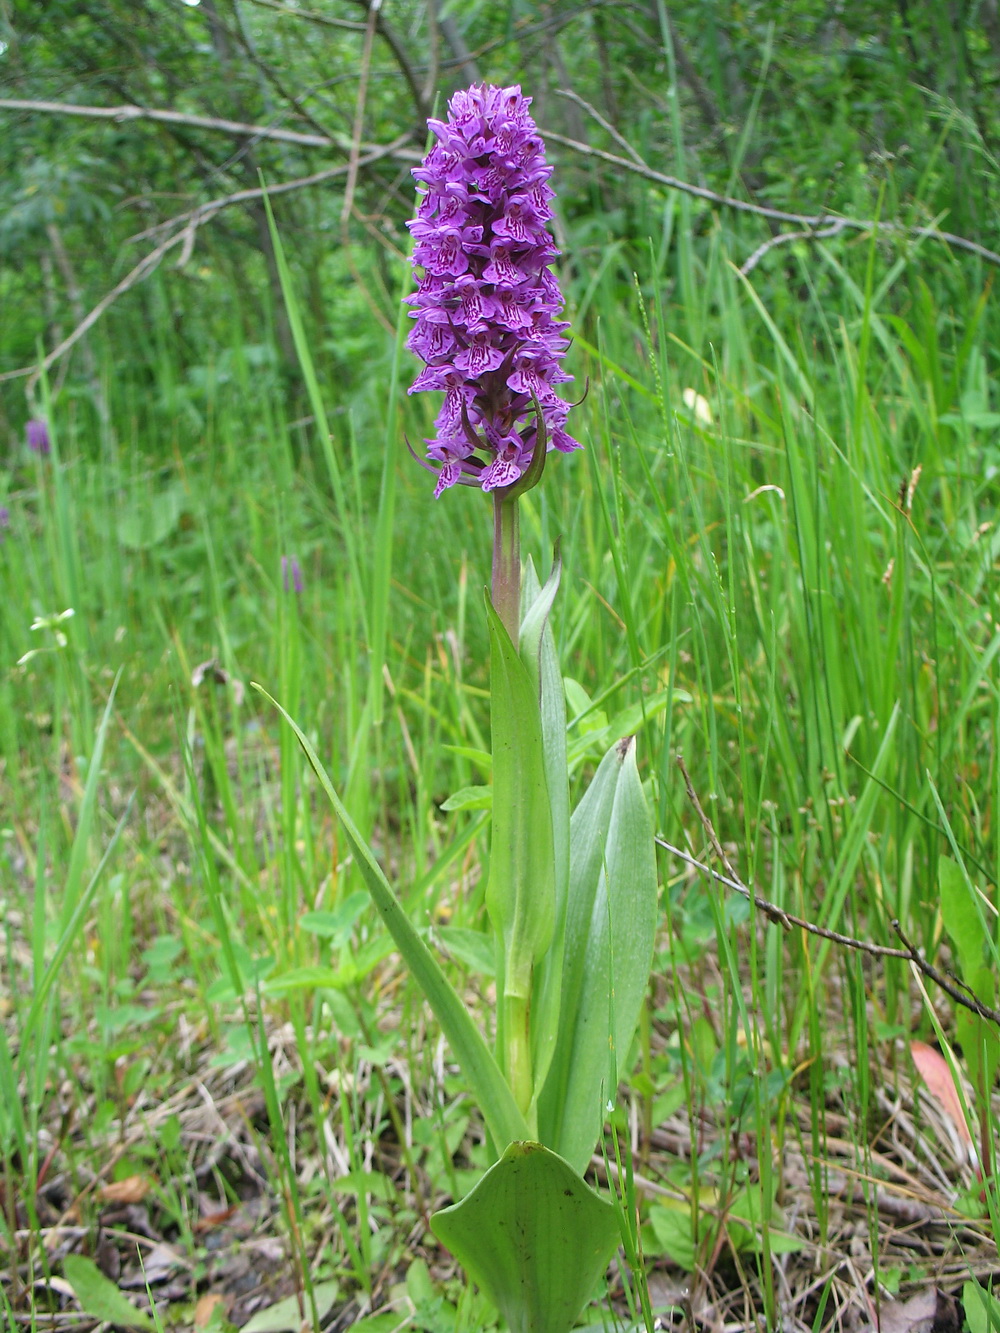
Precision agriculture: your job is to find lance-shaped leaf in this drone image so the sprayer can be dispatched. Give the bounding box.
[253,685,530,1152]
[538,737,658,1174]
[485,593,556,1002]
[520,556,570,1100]
[431,1142,619,1333]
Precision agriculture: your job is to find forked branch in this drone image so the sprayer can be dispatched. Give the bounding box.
[671,756,1000,1027]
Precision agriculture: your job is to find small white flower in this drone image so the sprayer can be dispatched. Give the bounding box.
[682,387,713,424]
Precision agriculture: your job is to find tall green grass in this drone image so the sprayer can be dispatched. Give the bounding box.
[1,199,998,1323]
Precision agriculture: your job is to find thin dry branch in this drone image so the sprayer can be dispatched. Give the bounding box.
[0,97,336,149]
[555,88,646,167]
[540,128,1000,269]
[740,220,852,275]
[338,0,432,120]
[243,0,366,31]
[339,0,397,336]
[7,91,1000,397]
[671,755,1000,1026]
[0,137,413,392]
[8,95,1000,268]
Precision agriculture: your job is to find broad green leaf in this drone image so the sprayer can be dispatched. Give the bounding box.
[253,684,529,1151]
[538,738,658,1174]
[441,745,492,771]
[939,853,998,1104]
[242,1281,339,1333]
[485,593,556,1001]
[939,854,988,983]
[647,1202,697,1271]
[299,891,369,941]
[726,1185,804,1256]
[117,483,183,549]
[63,1254,155,1331]
[440,784,493,811]
[431,1142,619,1333]
[435,925,495,976]
[261,943,393,993]
[963,1279,1000,1333]
[332,1170,396,1201]
[567,690,674,768]
[346,1315,406,1333]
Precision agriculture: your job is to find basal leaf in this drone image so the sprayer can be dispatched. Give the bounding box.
[431,1142,619,1333]
[63,1254,155,1331]
[242,1281,339,1333]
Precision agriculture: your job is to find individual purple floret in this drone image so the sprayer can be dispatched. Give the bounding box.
[406,84,580,497]
[26,418,51,455]
[281,555,304,595]
[0,506,9,540]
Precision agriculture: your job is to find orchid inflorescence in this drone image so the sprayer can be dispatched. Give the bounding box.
[26,418,51,456]
[406,84,579,496]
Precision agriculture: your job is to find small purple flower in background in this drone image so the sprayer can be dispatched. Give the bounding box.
[281,555,304,594]
[26,418,51,456]
[0,506,9,541]
[406,84,580,497]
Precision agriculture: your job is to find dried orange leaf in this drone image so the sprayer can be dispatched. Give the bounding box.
[910,1040,973,1146]
[195,1292,229,1328]
[98,1175,152,1204]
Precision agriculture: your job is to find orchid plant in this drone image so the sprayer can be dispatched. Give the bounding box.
[263,85,658,1333]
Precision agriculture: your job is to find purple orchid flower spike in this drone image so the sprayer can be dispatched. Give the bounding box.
[406,84,580,498]
[26,418,51,456]
[281,555,304,595]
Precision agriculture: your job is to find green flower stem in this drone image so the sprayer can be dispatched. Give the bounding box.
[504,993,534,1120]
[492,493,521,652]
[490,489,533,1118]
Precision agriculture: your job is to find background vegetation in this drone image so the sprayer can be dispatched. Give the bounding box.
[2,1,1000,1329]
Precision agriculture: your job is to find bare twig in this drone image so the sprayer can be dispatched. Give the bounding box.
[338,0,431,122]
[8,96,999,269]
[555,88,646,166]
[0,97,336,149]
[891,918,1000,1025]
[1,228,187,395]
[11,93,1000,266]
[670,755,1000,1027]
[740,220,851,275]
[243,0,366,31]
[9,88,1000,401]
[342,0,381,226]
[0,137,413,390]
[339,1,396,336]
[538,129,1000,269]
